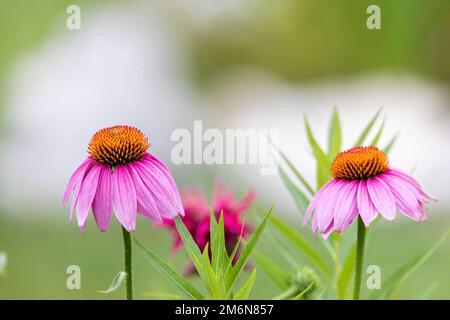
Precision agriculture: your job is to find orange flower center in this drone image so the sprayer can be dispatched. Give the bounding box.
[331,146,389,180]
[88,126,150,166]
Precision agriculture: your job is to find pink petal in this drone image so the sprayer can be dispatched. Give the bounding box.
[62,157,92,205]
[76,164,102,229]
[133,160,180,219]
[128,164,162,223]
[92,165,113,232]
[357,180,378,227]
[315,179,347,232]
[381,173,423,220]
[333,181,359,232]
[142,153,184,215]
[388,168,437,201]
[112,165,137,232]
[367,177,396,220]
[304,179,338,225]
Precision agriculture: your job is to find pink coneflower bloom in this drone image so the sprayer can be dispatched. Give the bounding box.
[304,146,436,239]
[62,126,184,232]
[162,181,255,274]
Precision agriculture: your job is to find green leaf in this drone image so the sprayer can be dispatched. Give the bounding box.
[234,268,257,300]
[202,243,216,296]
[292,281,314,300]
[97,271,127,294]
[253,251,290,290]
[328,108,342,160]
[337,243,356,299]
[370,232,448,300]
[142,292,181,300]
[269,214,331,278]
[383,133,399,154]
[354,108,382,146]
[212,212,226,273]
[224,223,245,276]
[174,216,204,277]
[0,252,7,276]
[369,117,385,146]
[209,208,217,244]
[279,166,309,215]
[304,115,331,188]
[226,207,273,296]
[135,238,204,300]
[267,137,314,195]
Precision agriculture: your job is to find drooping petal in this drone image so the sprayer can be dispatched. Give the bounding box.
[367,177,396,220]
[357,180,378,227]
[128,163,162,223]
[141,153,184,215]
[133,160,180,219]
[76,164,102,229]
[387,168,437,201]
[333,181,359,232]
[92,165,113,232]
[62,157,92,205]
[304,178,338,225]
[380,173,423,220]
[112,165,137,232]
[315,179,347,232]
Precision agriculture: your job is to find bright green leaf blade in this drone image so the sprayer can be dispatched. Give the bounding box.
[210,208,217,244]
[0,252,7,276]
[328,108,342,160]
[266,136,314,195]
[226,207,273,296]
[142,292,181,300]
[279,166,309,215]
[292,281,314,300]
[304,115,331,188]
[383,133,399,154]
[224,223,245,276]
[370,232,448,300]
[337,243,356,299]
[269,214,331,278]
[354,108,383,146]
[253,251,290,290]
[97,271,127,294]
[135,238,204,300]
[202,243,216,296]
[212,212,226,273]
[234,268,257,300]
[369,118,385,147]
[174,216,204,276]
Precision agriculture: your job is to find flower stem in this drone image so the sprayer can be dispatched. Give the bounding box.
[122,227,133,300]
[353,217,366,300]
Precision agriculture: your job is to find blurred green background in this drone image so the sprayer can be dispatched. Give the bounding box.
[0,0,449,299]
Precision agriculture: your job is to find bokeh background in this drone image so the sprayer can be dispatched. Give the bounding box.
[0,0,449,299]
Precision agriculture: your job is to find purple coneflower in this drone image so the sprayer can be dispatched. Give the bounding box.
[63,125,184,232]
[62,125,184,299]
[304,146,435,239]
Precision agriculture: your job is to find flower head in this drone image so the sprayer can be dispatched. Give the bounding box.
[304,146,436,239]
[163,180,255,272]
[62,125,184,232]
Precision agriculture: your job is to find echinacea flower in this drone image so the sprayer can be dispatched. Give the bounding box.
[62,125,184,232]
[304,146,436,239]
[162,180,255,274]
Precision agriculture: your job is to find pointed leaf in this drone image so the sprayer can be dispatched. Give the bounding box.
[135,238,204,300]
[354,108,382,146]
[369,118,385,147]
[226,207,273,296]
[97,271,127,294]
[279,166,309,214]
[269,215,331,278]
[383,133,399,154]
[337,243,356,299]
[292,281,314,300]
[234,268,257,300]
[212,212,226,273]
[370,232,448,300]
[253,251,290,290]
[202,243,216,296]
[174,216,204,277]
[328,108,342,160]
[304,116,331,188]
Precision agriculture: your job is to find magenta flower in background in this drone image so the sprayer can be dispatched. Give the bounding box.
[62,125,184,232]
[162,180,255,274]
[304,146,436,239]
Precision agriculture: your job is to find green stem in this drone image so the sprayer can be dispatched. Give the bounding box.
[122,227,133,300]
[353,217,366,300]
